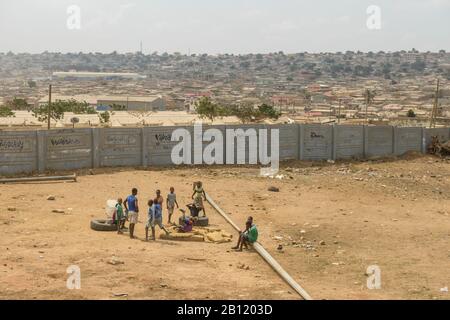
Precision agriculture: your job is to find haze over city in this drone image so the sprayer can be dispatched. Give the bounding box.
[1,0,450,54]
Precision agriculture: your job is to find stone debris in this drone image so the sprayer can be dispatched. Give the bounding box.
[237,263,250,270]
[108,257,124,266]
[161,226,233,243]
[268,186,280,192]
[46,196,56,201]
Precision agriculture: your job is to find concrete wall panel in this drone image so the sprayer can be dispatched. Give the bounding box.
[365,126,394,157]
[225,124,264,164]
[45,129,92,171]
[271,124,299,160]
[394,127,423,155]
[99,128,142,167]
[146,126,193,166]
[300,125,333,160]
[333,125,364,159]
[0,131,37,175]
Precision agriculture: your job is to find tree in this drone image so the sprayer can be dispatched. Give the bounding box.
[229,105,256,123]
[0,105,15,117]
[407,109,416,118]
[98,111,111,124]
[257,104,281,120]
[6,98,29,110]
[195,97,224,122]
[28,80,37,88]
[32,101,66,123]
[32,99,96,123]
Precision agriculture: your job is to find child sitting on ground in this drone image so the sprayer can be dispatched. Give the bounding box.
[178,215,193,233]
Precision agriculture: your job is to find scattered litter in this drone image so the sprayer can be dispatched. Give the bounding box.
[440,287,448,293]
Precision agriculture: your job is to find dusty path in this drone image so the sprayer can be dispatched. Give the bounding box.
[1,155,449,300]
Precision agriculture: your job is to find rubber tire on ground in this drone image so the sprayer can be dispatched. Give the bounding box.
[179,216,209,227]
[90,219,118,232]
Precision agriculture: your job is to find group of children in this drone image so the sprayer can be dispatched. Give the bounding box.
[111,182,258,250]
[113,186,179,241]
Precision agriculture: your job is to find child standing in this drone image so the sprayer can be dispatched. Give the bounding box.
[114,198,125,234]
[124,188,139,239]
[146,198,170,241]
[145,200,154,241]
[166,187,179,224]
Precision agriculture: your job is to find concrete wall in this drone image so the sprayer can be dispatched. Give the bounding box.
[0,131,37,174]
[275,124,299,160]
[44,129,92,171]
[1,125,449,176]
[365,126,394,158]
[146,126,193,166]
[333,125,364,159]
[99,128,142,167]
[394,127,423,156]
[299,124,333,160]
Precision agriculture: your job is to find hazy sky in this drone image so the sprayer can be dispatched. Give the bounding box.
[1,0,449,54]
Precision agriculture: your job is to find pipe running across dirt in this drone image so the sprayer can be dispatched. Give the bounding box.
[0,173,77,184]
[205,192,313,300]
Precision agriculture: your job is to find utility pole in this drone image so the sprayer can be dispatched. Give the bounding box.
[337,99,342,124]
[429,79,440,128]
[47,84,52,130]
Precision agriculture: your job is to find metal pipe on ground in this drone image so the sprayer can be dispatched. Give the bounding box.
[205,192,313,300]
[0,174,77,184]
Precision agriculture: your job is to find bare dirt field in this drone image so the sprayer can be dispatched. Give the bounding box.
[1,154,449,300]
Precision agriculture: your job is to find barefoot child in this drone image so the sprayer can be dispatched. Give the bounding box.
[124,188,139,239]
[114,198,125,234]
[147,198,170,241]
[232,220,258,251]
[166,187,179,224]
[191,181,206,215]
[145,200,154,241]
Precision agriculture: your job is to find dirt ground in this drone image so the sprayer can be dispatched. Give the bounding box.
[1,154,449,300]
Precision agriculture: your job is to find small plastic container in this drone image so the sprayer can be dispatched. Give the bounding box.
[105,199,117,219]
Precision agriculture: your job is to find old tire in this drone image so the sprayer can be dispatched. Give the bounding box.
[194,216,209,227]
[90,219,117,232]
